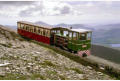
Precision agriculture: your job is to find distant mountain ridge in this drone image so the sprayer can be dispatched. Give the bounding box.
[35,21,94,30]
[54,23,94,30]
[92,23,120,30]
[92,28,120,45]
[5,25,17,30]
[35,21,51,26]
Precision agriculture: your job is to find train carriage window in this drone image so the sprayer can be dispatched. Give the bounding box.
[80,33,86,40]
[55,30,57,33]
[25,26,27,30]
[25,25,28,31]
[73,32,77,40]
[29,26,31,32]
[69,32,72,40]
[18,23,21,29]
[51,30,53,33]
[46,30,49,37]
[21,24,24,29]
[48,30,50,37]
[45,29,46,36]
[22,24,25,30]
[40,28,43,35]
[51,30,56,33]
[35,27,37,33]
[30,26,33,32]
[24,25,26,30]
[32,26,34,32]
[47,30,49,37]
[25,25,27,30]
[87,32,91,40]
[45,30,47,36]
[27,26,29,31]
[28,26,30,32]
[57,30,60,34]
[27,26,30,31]
[36,27,38,34]
[45,30,46,36]
[63,31,68,37]
[34,27,36,33]
[76,33,79,40]
[43,29,45,36]
[45,29,47,36]
[31,26,34,32]
[51,30,55,34]
[38,28,41,34]
[53,30,55,33]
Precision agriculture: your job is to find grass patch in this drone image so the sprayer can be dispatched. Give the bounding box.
[59,75,66,80]
[40,61,57,67]
[64,66,70,71]
[70,68,83,74]
[45,70,59,80]
[31,73,46,80]
[47,70,57,75]
[0,73,28,80]
[105,66,120,79]
[0,55,19,60]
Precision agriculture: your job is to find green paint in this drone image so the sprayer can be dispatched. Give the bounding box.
[68,40,91,51]
[54,33,91,51]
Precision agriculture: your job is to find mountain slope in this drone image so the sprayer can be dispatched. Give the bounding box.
[91,45,120,64]
[0,25,114,80]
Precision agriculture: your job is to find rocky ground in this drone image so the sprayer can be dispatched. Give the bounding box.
[0,26,116,80]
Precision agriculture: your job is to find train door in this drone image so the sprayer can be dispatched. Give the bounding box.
[50,30,56,45]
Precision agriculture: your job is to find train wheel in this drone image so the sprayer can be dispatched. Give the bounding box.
[55,44,58,47]
[74,51,77,54]
[60,46,64,49]
[68,49,72,53]
[82,53,87,57]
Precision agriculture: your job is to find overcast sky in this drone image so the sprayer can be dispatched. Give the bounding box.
[0,0,120,26]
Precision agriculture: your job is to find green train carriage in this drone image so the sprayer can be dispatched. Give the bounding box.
[51,27,92,57]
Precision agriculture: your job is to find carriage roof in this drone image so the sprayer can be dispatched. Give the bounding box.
[17,21,92,33]
[71,29,92,33]
[52,27,91,33]
[17,21,53,29]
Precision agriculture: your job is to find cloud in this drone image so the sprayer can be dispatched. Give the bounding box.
[0,1,82,17]
[19,9,33,17]
[18,1,74,17]
[0,1,120,25]
[18,1,45,17]
[0,1,37,17]
[60,6,71,14]
[57,3,73,15]
[0,1,35,6]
